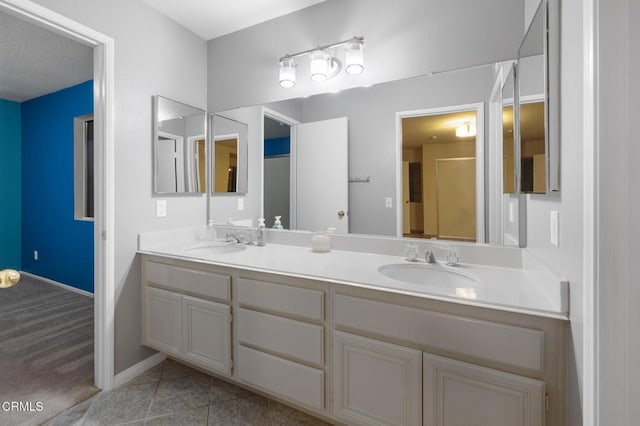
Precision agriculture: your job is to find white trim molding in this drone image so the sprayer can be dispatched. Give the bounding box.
[20,271,94,298]
[0,0,116,392]
[113,352,167,388]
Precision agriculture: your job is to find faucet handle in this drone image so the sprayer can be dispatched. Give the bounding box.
[404,243,418,262]
[446,247,460,266]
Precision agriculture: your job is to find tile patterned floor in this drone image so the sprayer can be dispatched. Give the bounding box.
[46,359,331,425]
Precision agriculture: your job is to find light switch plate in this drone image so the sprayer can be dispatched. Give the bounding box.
[237,198,245,211]
[385,197,392,208]
[156,200,167,218]
[550,210,559,247]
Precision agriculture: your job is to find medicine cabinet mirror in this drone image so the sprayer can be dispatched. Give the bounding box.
[502,64,516,194]
[517,0,560,193]
[153,96,206,194]
[210,113,249,194]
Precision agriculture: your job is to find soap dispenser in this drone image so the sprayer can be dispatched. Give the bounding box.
[272,216,283,229]
[257,218,266,246]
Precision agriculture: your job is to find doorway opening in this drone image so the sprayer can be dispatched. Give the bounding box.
[263,113,294,229]
[397,103,485,242]
[0,0,116,401]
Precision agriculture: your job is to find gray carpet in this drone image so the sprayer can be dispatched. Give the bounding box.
[0,276,98,425]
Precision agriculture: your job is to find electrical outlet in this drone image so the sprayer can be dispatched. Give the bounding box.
[385,197,393,208]
[550,210,559,247]
[238,198,244,211]
[156,200,167,218]
[33,250,38,261]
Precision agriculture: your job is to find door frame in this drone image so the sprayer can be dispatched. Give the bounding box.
[0,0,116,390]
[261,107,300,228]
[395,103,485,242]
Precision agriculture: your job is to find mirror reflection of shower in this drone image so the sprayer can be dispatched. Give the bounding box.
[263,115,292,228]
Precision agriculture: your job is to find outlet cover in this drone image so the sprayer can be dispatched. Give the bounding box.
[238,198,245,211]
[385,197,392,208]
[156,200,167,218]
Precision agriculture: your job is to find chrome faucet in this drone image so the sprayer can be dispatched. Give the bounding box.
[225,231,245,244]
[424,248,436,263]
[424,244,461,266]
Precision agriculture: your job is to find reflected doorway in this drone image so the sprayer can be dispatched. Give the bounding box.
[398,104,484,242]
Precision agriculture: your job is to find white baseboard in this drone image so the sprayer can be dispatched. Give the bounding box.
[113,352,166,388]
[20,271,94,298]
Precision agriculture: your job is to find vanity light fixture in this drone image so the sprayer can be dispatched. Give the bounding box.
[278,37,364,88]
[455,122,477,138]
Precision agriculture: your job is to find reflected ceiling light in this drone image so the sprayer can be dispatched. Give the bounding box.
[455,122,477,138]
[278,37,364,88]
[279,57,296,88]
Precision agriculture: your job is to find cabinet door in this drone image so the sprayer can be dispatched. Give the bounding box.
[182,296,231,374]
[423,353,544,426]
[144,286,181,355]
[333,331,422,426]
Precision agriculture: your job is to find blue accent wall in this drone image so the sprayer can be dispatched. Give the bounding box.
[21,80,94,293]
[264,137,290,157]
[0,99,22,270]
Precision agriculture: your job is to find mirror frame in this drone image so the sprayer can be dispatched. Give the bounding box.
[152,95,207,195]
[516,0,560,194]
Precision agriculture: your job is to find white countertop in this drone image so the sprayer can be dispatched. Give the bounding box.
[138,239,569,321]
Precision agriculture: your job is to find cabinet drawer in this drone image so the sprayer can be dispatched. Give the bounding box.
[237,308,324,366]
[237,278,324,321]
[145,261,230,302]
[334,294,544,372]
[236,345,324,410]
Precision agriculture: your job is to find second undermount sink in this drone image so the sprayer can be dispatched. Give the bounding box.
[377,263,478,288]
[183,241,246,256]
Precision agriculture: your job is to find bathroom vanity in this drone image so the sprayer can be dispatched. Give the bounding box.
[139,230,568,426]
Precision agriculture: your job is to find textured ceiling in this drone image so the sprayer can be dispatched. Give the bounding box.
[0,11,93,102]
[402,111,479,148]
[142,0,326,40]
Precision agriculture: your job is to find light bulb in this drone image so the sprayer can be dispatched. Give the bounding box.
[309,50,330,82]
[279,57,296,88]
[345,38,364,75]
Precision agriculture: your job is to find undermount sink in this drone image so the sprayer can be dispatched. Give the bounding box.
[183,241,246,256]
[377,263,478,289]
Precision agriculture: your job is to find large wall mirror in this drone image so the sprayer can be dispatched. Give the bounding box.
[210,113,249,194]
[206,0,560,246]
[153,96,206,194]
[517,0,560,193]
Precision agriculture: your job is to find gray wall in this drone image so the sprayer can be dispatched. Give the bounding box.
[30,0,208,374]
[207,0,524,112]
[267,66,495,236]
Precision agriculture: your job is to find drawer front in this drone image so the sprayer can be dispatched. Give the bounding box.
[334,294,544,372]
[237,278,324,321]
[145,261,230,302]
[236,345,324,410]
[237,308,324,366]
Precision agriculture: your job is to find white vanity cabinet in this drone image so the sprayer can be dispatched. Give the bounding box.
[142,259,232,375]
[234,276,327,411]
[332,290,561,426]
[140,254,566,426]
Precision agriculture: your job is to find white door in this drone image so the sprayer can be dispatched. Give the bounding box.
[423,353,545,426]
[333,331,422,425]
[295,117,349,233]
[181,296,231,374]
[144,286,181,356]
